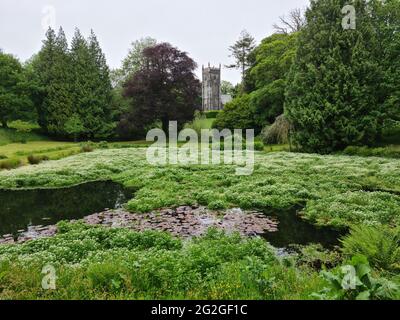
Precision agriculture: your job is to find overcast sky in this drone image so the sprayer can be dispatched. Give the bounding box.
[0,0,309,84]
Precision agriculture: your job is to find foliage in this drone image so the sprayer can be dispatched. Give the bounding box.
[285,0,395,153]
[0,52,34,127]
[80,144,94,153]
[341,225,400,273]
[204,111,221,119]
[0,223,325,300]
[213,94,259,132]
[120,43,200,137]
[217,33,298,133]
[293,244,342,270]
[220,80,235,96]
[313,255,399,300]
[261,114,292,145]
[34,28,73,136]
[70,29,114,139]
[0,126,45,146]
[33,27,113,139]
[0,158,21,170]
[64,114,84,142]
[27,154,49,165]
[226,30,256,82]
[303,191,400,228]
[110,37,157,88]
[184,112,214,135]
[342,145,400,159]
[1,148,400,229]
[249,33,298,124]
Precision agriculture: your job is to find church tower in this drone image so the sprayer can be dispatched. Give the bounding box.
[202,64,222,111]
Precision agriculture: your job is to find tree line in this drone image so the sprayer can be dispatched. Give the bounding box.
[215,0,400,153]
[0,30,199,140]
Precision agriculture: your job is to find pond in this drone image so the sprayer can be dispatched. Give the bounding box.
[0,181,131,237]
[0,184,343,248]
[262,208,343,248]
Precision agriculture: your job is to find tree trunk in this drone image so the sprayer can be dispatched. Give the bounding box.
[162,117,169,135]
[1,120,8,128]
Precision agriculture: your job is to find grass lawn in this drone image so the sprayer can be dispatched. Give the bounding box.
[0,141,80,161]
[196,118,215,129]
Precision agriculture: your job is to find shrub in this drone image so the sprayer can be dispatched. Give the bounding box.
[342,146,400,159]
[213,94,259,132]
[261,114,292,145]
[0,154,7,160]
[204,111,220,119]
[253,141,264,151]
[27,155,49,165]
[98,141,109,149]
[0,158,21,170]
[81,144,94,153]
[303,191,400,228]
[293,244,342,270]
[341,225,400,273]
[313,255,399,300]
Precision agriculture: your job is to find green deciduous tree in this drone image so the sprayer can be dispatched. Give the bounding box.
[216,32,298,132]
[250,33,298,125]
[111,37,157,88]
[213,94,258,131]
[0,51,34,128]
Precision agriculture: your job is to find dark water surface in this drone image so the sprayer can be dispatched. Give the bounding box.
[263,208,346,248]
[0,184,342,248]
[262,208,344,248]
[0,181,131,236]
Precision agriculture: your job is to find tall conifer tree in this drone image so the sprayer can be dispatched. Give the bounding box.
[35,27,73,135]
[285,0,384,152]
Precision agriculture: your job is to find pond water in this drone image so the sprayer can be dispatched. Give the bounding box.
[0,184,342,248]
[262,208,343,248]
[0,181,131,237]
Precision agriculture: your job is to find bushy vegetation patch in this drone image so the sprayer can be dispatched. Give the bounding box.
[341,226,400,273]
[303,191,400,228]
[0,222,327,300]
[342,146,400,159]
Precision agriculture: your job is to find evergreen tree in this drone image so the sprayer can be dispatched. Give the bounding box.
[371,0,400,122]
[70,29,113,139]
[285,0,384,153]
[226,30,256,82]
[88,30,114,138]
[35,27,73,135]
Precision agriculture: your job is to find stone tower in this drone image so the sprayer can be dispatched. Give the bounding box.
[202,64,221,111]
